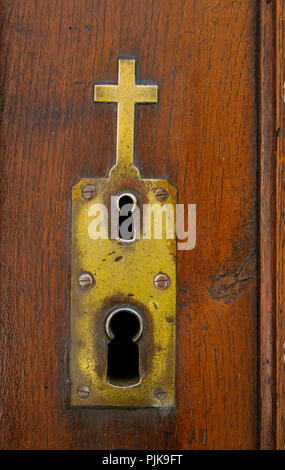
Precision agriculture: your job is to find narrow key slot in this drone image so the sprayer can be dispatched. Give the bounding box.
[117,192,137,241]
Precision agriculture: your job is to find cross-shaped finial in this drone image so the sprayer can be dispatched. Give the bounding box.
[94,59,158,174]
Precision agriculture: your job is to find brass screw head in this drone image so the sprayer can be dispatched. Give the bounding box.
[153,386,168,400]
[155,187,169,202]
[154,273,170,290]
[77,385,90,398]
[78,272,95,289]
[82,184,96,200]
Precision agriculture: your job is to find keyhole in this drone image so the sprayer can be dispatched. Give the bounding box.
[106,307,143,387]
[117,193,137,241]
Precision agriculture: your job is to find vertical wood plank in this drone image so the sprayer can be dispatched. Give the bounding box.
[259,0,276,450]
[276,0,285,450]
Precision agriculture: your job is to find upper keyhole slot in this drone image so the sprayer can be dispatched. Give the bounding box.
[116,192,137,242]
[117,193,137,213]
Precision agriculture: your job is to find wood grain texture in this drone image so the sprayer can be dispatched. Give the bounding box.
[276,0,285,451]
[0,0,257,449]
[259,0,276,450]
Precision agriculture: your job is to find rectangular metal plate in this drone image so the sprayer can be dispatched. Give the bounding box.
[70,175,176,407]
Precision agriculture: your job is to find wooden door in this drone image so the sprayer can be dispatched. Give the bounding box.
[0,0,282,450]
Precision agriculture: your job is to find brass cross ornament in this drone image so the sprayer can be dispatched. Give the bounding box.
[94,59,157,175]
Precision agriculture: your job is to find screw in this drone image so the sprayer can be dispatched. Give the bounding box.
[82,184,96,200]
[78,272,95,289]
[153,386,168,400]
[77,385,90,398]
[155,187,169,202]
[154,273,170,290]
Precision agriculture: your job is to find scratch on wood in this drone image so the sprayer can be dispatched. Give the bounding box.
[208,252,256,304]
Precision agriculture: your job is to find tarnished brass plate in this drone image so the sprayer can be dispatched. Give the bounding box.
[70,58,176,407]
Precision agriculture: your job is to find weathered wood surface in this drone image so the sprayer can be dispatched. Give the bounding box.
[276,0,285,451]
[259,0,276,450]
[0,0,257,449]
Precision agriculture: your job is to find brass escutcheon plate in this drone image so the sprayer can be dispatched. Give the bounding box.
[70,58,176,407]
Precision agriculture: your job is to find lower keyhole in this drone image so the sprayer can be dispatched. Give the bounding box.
[106,308,143,387]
